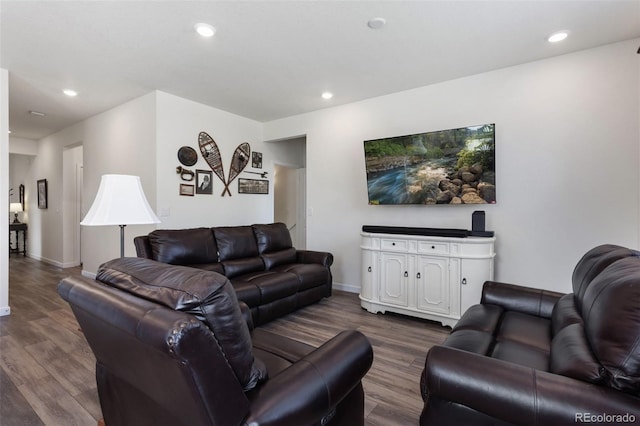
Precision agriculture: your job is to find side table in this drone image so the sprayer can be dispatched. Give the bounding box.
[9,223,27,256]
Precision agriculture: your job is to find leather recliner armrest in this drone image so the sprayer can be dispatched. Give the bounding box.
[422,345,640,426]
[245,330,372,426]
[481,280,564,318]
[295,250,334,267]
[238,301,255,331]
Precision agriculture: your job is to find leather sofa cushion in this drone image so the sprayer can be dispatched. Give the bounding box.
[271,263,331,291]
[232,271,299,304]
[96,257,267,391]
[491,341,549,371]
[222,257,264,278]
[452,304,503,334]
[550,323,604,384]
[187,262,225,275]
[443,329,494,355]
[253,223,293,253]
[215,226,260,261]
[571,244,638,314]
[581,256,640,393]
[148,228,218,265]
[496,311,551,353]
[551,293,583,336]
[253,224,297,269]
[262,248,297,270]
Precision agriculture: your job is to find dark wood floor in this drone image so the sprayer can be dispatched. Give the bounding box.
[0,256,450,425]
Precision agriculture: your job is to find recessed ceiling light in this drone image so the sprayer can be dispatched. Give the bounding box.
[29,110,46,117]
[321,92,333,100]
[367,17,386,30]
[8,130,11,134]
[194,23,216,38]
[63,89,78,97]
[548,31,569,43]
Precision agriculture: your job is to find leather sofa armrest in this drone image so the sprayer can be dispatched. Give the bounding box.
[134,235,153,259]
[481,280,564,318]
[422,345,640,425]
[295,250,334,267]
[245,330,372,425]
[238,301,254,331]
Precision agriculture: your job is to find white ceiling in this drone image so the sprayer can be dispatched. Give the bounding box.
[2,1,639,140]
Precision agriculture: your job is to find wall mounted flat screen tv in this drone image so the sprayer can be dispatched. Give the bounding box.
[364,123,495,205]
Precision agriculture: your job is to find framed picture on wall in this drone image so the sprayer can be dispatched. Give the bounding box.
[37,179,48,209]
[195,170,213,194]
[238,178,269,194]
[180,184,195,196]
[252,152,263,169]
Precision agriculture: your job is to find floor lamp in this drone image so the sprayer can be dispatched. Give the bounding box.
[81,175,160,257]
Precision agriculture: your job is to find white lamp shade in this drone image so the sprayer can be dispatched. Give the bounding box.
[81,174,160,226]
[9,203,23,213]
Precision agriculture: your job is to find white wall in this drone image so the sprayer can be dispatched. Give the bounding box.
[80,93,157,274]
[24,93,157,274]
[21,90,285,277]
[155,91,272,228]
[264,39,640,294]
[1,68,9,316]
[9,136,37,155]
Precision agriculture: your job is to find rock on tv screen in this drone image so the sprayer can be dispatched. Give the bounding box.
[364,123,495,205]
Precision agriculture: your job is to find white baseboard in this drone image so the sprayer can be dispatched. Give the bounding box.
[81,270,97,279]
[0,306,10,317]
[26,253,80,269]
[332,281,360,294]
[27,253,64,268]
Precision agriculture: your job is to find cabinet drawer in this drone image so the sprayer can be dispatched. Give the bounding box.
[381,239,409,252]
[417,242,449,255]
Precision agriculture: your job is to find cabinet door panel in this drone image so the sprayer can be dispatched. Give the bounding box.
[380,253,409,306]
[361,249,378,301]
[416,257,449,314]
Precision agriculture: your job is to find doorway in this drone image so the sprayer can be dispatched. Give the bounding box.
[269,136,306,249]
[274,165,306,248]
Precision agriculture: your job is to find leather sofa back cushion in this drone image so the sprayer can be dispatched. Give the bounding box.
[96,257,267,391]
[551,294,583,336]
[550,323,604,385]
[253,223,297,268]
[215,226,260,261]
[571,244,638,313]
[252,223,293,253]
[581,255,640,394]
[148,228,219,265]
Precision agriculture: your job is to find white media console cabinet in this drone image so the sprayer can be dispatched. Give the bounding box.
[360,228,495,327]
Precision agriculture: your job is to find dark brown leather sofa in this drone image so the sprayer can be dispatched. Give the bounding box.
[58,257,373,426]
[134,222,333,325]
[420,244,640,425]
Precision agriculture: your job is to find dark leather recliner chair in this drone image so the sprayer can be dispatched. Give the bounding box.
[420,244,640,425]
[58,257,373,426]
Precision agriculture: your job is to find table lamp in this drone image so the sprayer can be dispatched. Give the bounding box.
[81,174,160,257]
[10,203,23,223]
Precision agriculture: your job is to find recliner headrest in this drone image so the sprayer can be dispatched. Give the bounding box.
[571,244,639,313]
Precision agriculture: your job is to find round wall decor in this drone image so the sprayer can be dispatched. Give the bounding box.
[177,146,198,166]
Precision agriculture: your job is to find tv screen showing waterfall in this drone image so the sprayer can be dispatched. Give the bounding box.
[364,123,495,205]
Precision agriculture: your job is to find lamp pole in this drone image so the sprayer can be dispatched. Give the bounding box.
[119,224,126,258]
